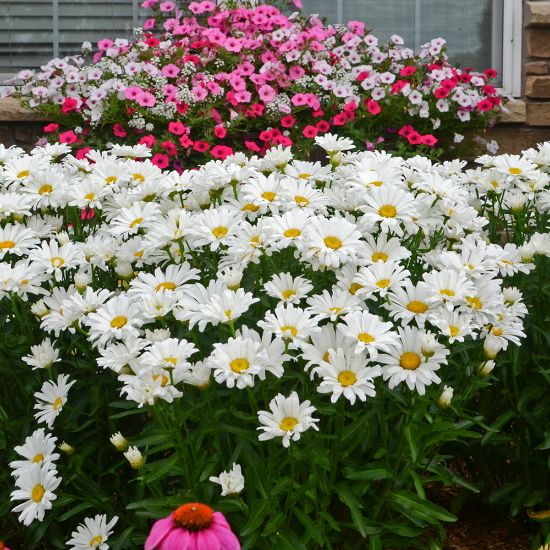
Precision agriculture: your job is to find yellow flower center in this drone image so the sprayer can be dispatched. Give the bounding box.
[338,370,357,387]
[17,170,30,179]
[372,251,388,262]
[89,535,103,547]
[129,217,143,228]
[324,236,342,250]
[378,204,397,218]
[155,281,177,292]
[31,483,45,503]
[400,352,421,370]
[349,283,363,295]
[294,195,310,206]
[329,307,343,314]
[50,256,65,268]
[449,325,460,337]
[440,288,455,297]
[230,358,249,373]
[407,301,428,314]
[492,327,503,336]
[376,278,390,289]
[0,240,15,250]
[283,228,301,238]
[105,176,118,185]
[110,315,127,329]
[358,332,375,343]
[134,250,144,258]
[298,173,312,179]
[282,289,296,300]
[281,325,297,337]
[371,180,383,187]
[261,191,276,202]
[212,226,228,238]
[508,167,521,175]
[466,296,482,310]
[322,351,331,363]
[279,416,298,431]
[225,309,232,319]
[53,397,63,410]
[241,203,260,212]
[39,184,53,195]
[164,357,177,366]
[133,173,145,183]
[84,192,95,200]
[32,453,44,463]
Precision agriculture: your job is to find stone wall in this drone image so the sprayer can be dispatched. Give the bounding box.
[491,0,550,152]
[0,98,47,150]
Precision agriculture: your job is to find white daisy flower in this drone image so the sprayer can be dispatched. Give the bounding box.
[338,310,399,359]
[33,374,75,428]
[378,327,449,395]
[209,463,245,496]
[257,391,319,447]
[312,348,380,404]
[301,216,364,269]
[22,338,60,370]
[10,463,61,526]
[66,514,119,550]
[10,428,60,476]
[264,272,313,304]
[206,336,265,389]
[258,303,321,347]
[86,295,144,348]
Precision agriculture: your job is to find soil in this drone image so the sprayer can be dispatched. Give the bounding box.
[443,503,532,550]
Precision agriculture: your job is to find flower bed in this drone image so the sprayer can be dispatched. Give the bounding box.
[3,0,504,167]
[1,136,549,548]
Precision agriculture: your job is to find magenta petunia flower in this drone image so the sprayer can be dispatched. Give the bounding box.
[145,503,240,550]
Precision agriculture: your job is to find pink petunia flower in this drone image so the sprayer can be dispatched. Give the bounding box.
[162,64,180,78]
[59,130,77,144]
[151,153,169,168]
[168,121,187,135]
[144,502,241,550]
[258,84,276,103]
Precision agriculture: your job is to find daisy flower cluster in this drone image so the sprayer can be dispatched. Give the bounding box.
[1,136,549,546]
[3,0,503,167]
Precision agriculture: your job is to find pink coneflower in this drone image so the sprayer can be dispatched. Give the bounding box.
[145,503,240,550]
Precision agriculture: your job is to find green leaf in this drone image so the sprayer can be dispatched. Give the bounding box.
[240,500,272,537]
[343,465,392,481]
[293,508,324,546]
[111,527,134,550]
[336,485,380,537]
[369,535,382,550]
[404,425,418,462]
[388,490,457,525]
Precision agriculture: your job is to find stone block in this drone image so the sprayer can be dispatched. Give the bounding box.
[526,61,548,74]
[525,75,550,97]
[498,99,527,123]
[525,2,550,27]
[0,97,48,122]
[526,102,550,126]
[527,29,550,57]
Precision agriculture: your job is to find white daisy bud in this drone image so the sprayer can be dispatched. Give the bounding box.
[483,337,502,359]
[110,432,129,452]
[31,299,49,318]
[115,260,134,278]
[59,441,75,455]
[507,190,526,212]
[218,266,243,290]
[420,333,436,358]
[74,270,91,290]
[438,386,454,408]
[519,243,535,263]
[123,446,145,470]
[185,361,211,390]
[479,360,495,376]
[144,328,171,343]
[209,463,245,496]
[57,231,71,245]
